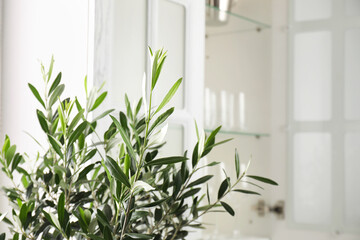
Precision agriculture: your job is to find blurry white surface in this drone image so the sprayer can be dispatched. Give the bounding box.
[293,133,332,224]
[153,0,185,110]
[293,31,332,121]
[346,0,360,16]
[344,29,360,120]
[344,133,360,227]
[294,0,331,22]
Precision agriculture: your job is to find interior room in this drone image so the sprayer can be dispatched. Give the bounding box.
[0,0,359,239]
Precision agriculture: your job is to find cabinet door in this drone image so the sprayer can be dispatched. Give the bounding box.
[93,0,204,156]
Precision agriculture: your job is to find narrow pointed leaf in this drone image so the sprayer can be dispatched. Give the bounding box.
[28,83,45,108]
[154,78,182,114]
[246,175,278,185]
[110,115,136,160]
[49,84,65,107]
[105,156,130,188]
[144,156,188,167]
[90,92,107,111]
[233,189,261,195]
[36,110,49,133]
[148,107,174,134]
[48,72,62,95]
[68,121,88,146]
[68,109,85,133]
[58,192,65,226]
[188,175,213,188]
[48,135,63,158]
[218,178,229,199]
[220,201,235,216]
[235,148,240,178]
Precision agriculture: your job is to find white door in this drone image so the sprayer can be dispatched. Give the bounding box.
[270,0,360,239]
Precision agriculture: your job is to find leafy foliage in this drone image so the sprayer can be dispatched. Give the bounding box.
[0,49,277,239]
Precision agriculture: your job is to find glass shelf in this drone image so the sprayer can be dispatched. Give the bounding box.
[206,4,271,36]
[205,128,270,139]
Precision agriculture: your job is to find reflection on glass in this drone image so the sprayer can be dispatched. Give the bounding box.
[155,0,185,109]
[346,0,360,16]
[344,133,360,227]
[293,31,332,121]
[345,29,360,120]
[294,0,332,22]
[293,133,331,224]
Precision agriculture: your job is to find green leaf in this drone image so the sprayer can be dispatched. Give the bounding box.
[148,107,174,134]
[235,148,240,179]
[151,50,160,90]
[126,233,153,239]
[2,136,10,153]
[144,156,188,167]
[68,109,85,133]
[241,181,264,190]
[124,94,133,120]
[47,55,54,82]
[78,164,95,181]
[181,188,201,199]
[58,105,66,134]
[246,175,278,185]
[48,135,63,159]
[58,192,65,227]
[11,153,22,173]
[19,203,27,226]
[82,149,97,164]
[233,189,261,195]
[28,83,45,108]
[48,72,62,95]
[68,121,88,146]
[103,226,113,240]
[5,145,16,167]
[135,98,143,116]
[218,178,229,199]
[154,78,182,114]
[0,233,5,240]
[206,184,210,204]
[105,156,130,188]
[90,92,107,111]
[96,209,111,228]
[49,84,65,107]
[110,115,136,160]
[43,210,62,231]
[220,201,235,216]
[188,175,213,188]
[93,109,115,122]
[36,110,49,133]
[205,126,221,147]
[192,143,199,168]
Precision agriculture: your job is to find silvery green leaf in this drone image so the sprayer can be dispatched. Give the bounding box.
[147,124,168,147]
[198,130,206,159]
[133,180,154,192]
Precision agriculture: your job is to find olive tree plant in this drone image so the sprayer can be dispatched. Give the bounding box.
[0,49,277,240]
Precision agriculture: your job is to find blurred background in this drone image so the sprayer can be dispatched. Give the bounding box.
[1,0,360,239]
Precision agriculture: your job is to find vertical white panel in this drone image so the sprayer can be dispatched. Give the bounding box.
[293,133,332,224]
[346,0,360,16]
[344,133,360,227]
[294,0,332,22]
[293,31,332,121]
[160,123,184,157]
[344,29,360,120]
[110,1,147,109]
[154,0,185,109]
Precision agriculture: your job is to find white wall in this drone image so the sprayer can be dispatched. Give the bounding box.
[0,0,91,232]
